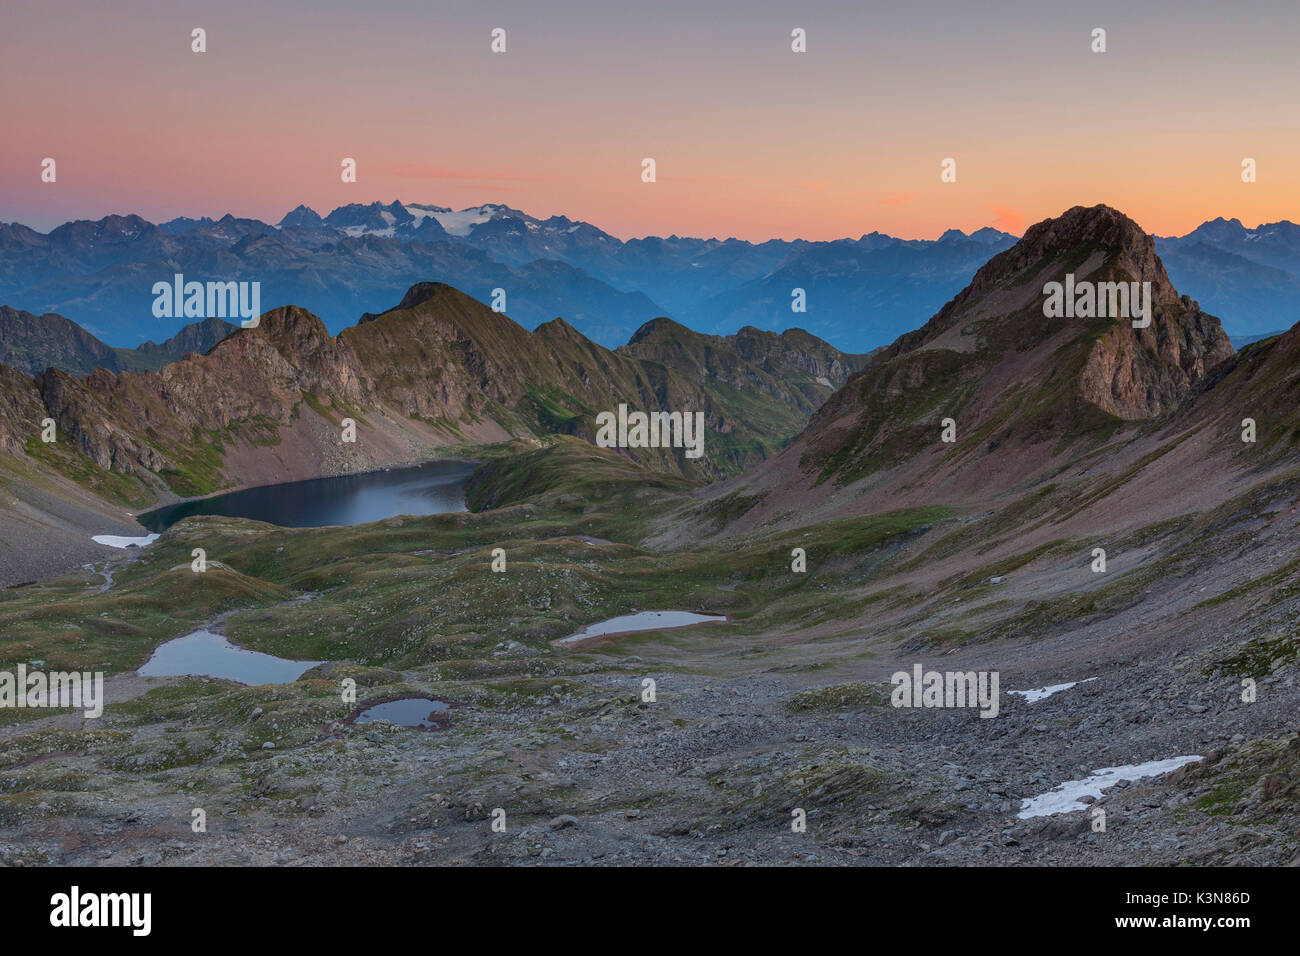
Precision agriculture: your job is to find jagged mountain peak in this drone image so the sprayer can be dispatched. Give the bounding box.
[1054,205,1164,258]
[385,281,472,314]
[236,304,333,353]
[784,205,1235,501]
[893,204,1194,360]
[277,204,326,229]
[625,315,698,347]
[994,204,1166,284]
[532,316,588,342]
[50,212,154,235]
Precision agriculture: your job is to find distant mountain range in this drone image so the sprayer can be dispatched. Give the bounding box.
[3,202,1296,359]
[0,202,1018,353]
[1154,217,1300,336]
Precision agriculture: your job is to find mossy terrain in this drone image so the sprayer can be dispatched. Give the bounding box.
[692,747,954,836]
[786,681,891,713]
[465,436,695,514]
[806,348,978,486]
[1209,632,1300,679]
[1181,734,1300,825]
[152,428,228,498]
[0,563,289,673]
[22,435,155,508]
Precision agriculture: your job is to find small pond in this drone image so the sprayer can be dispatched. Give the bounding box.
[138,630,322,685]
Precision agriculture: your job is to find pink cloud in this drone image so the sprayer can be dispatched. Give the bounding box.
[376,164,556,183]
[989,205,1025,233]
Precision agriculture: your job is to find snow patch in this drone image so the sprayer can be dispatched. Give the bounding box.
[428,206,497,236]
[1017,756,1203,818]
[340,224,395,238]
[556,610,728,647]
[1009,677,1097,703]
[93,533,160,549]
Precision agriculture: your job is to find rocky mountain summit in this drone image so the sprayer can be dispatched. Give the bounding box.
[682,205,1241,541]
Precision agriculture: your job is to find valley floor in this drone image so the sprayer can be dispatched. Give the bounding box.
[1,441,1297,867]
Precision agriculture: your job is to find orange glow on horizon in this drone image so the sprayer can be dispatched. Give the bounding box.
[4,1,1300,240]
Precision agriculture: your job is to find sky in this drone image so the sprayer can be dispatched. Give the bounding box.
[3,0,1300,240]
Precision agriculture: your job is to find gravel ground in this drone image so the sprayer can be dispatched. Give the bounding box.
[1,619,1295,867]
